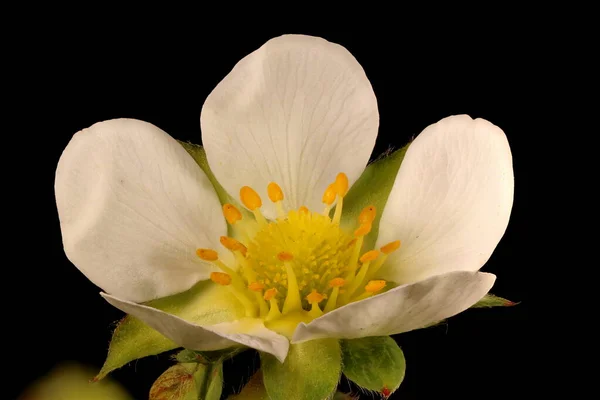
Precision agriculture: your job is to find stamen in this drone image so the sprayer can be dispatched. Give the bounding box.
[324,278,345,313]
[199,248,257,317]
[248,282,265,291]
[277,251,294,262]
[354,223,372,237]
[345,223,371,277]
[329,277,346,287]
[343,250,380,301]
[306,290,326,304]
[368,240,401,280]
[264,288,281,321]
[358,205,377,225]
[322,183,336,216]
[196,248,219,261]
[264,287,278,300]
[240,186,267,227]
[222,204,242,224]
[306,290,326,318]
[210,272,232,286]
[360,250,380,263]
[248,282,268,316]
[352,280,387,302]
[278,252,301,313]
[334,172,349,197]
[332,173,349,224]
[267,182,284,202]
[298,206,309,216]
[365,280,386,293]
[240,186,262,210]
[268,182,286,219]
[381,240,401,254]
[219,236,248,257]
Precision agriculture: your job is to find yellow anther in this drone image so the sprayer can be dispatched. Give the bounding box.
[267,182,284,202]
[264,288,278,301]
[354,223,372,237]
[248,282,265,292]
[329,277,346,288]
[222,204,242,224]
[360,250,380,263]
[196,248,219,261]
[240,186,262,210]
[381,240,402,254]
[210,272,232,286]
[277,251,294,261]
[358,205,377,224]
[322,183,337,205]
[220,236,248,257]
[365,280,387,293]
[306,290,326,305]
[334,173,349,197]
[346,238,357,249]
[298,206,310,215]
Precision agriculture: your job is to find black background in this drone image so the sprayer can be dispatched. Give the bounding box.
[12,27,537,399]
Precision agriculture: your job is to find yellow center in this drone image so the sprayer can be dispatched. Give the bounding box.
[246,209,353,309]
[195,175,401,337]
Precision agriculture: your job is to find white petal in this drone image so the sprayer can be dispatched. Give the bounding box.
[56,119,227,303]
[201,34,378,218]
[292,271,495,343]
[102,293,290,362]
[376,115,514,284]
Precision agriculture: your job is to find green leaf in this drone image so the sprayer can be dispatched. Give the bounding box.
[339,144,410,250]
[341,336,406,395]
[471,293,518,308]
[261,339,342,400]
[229,371,270,400]
[149,363,203,400]
[96,280,245,380]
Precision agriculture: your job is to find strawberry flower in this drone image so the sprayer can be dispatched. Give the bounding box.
[55,34,513,397]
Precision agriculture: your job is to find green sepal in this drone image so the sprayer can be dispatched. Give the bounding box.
[261,339,342,400]
[94,316,177,382]
[96,280,245,380]
[341,336,406,396]
[339,144,410,250]
[175,347,245,365]
[471,293,518,308]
